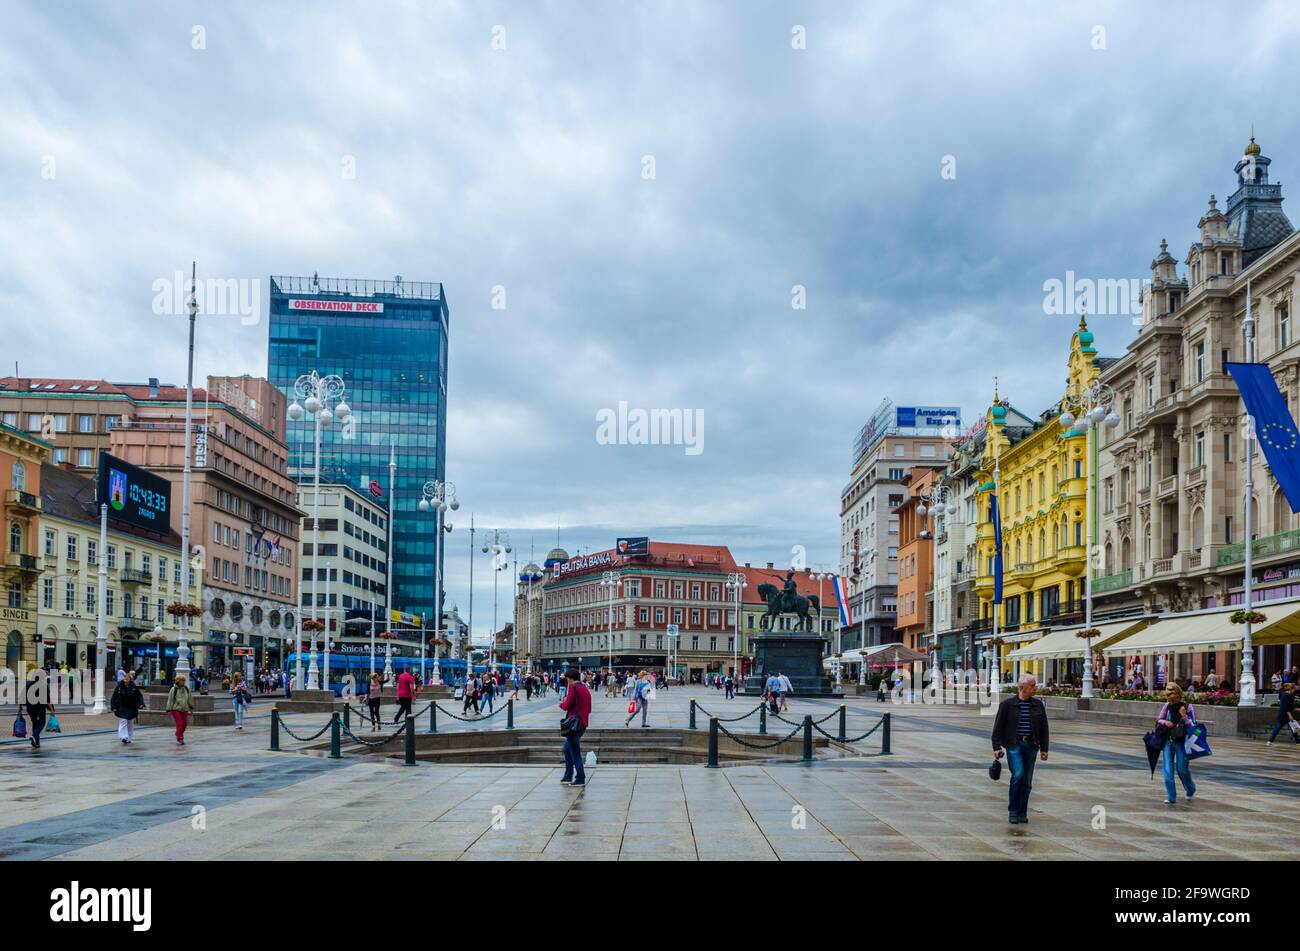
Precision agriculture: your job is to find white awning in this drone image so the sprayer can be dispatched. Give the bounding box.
[1006,618,1149,662]
[1100,598,1300,656]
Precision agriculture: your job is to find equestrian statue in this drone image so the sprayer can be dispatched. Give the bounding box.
[756,569,821,632]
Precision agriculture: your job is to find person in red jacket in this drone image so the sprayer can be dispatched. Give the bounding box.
[395,669,416,721]
[558,668,592,787]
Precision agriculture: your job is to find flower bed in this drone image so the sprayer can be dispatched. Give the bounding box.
[1037,687,1240,706]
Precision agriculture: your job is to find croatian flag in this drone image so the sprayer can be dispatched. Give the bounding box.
[832,575,853,627]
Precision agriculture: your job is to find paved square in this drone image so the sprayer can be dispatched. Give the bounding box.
[3,687,1297,861]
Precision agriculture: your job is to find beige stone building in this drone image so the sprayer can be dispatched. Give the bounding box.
[1093,136,1300,681]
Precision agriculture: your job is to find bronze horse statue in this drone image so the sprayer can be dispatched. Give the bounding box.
[756,582,821,632]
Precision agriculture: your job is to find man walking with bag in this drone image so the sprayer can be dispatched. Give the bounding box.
[991,673,1049,824]
[1268,682,1299,745]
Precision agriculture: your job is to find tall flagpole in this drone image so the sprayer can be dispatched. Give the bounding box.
[991,381,1002,689]
[1241,280,1258,706]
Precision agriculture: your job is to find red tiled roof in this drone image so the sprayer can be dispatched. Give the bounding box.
[0,377,207,401]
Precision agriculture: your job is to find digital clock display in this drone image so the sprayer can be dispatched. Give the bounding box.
[97,452,172,534]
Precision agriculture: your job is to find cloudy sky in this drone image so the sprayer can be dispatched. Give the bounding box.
[4,1,1298,639]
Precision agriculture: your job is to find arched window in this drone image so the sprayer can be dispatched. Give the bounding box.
[1121,537,1131,570]
[1052,523,1059,552]
[1192,507,1205,551]
[10,462,24,492]
[1104,542,1114,574]
[8,522,20,555]
[1274,489,1291,534]
[1038,529,1046,560]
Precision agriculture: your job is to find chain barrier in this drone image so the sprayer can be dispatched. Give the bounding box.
[695,702,765,723]
[814,717,885,744]
[348,702,432,725]
[715,722,803,751]
[341,721,410,749]
[771,708,839,727]
[276,716,335,743]
[434,701,507,723]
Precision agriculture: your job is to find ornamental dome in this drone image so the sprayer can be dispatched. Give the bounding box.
[543,547,569,567]
[1245,135,1261,157]
[1078,329,1094,346]
[991,404,1007,420]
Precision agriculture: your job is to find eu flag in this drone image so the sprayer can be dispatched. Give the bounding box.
[991,491,1004,604]
[1227,362,1300,513]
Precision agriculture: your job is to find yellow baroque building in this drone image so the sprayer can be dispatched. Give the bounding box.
[975,318,1110,678]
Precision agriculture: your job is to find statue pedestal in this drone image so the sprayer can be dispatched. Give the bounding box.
[743,633,837,696]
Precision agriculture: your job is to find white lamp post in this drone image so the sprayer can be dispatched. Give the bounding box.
[599,570,621,676]
[916,485,957,682]
[1240,282,1259,705]
[520,563,543,675]
[480,530,511,673]
[286,371,350,691]
[724,572,747,684]
[1059,376,1120,700]
[811,568,837,684]
[176,263,199,684]
[419,479,458,683]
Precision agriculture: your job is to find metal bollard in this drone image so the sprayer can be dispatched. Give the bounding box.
[758,703,767,736]
[881,713,891,755]
[838,704,847,743]
[707,717,719,768]
[404,716,416,766]
[802,715,813,763]
[507,698,514,730]
[343,703,351,730]
[428,701,438,733]
[329,713,341,759]
[689,699,697,731]
[270,709,280,751]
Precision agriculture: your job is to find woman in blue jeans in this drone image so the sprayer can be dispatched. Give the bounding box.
[1157,684,1197,804]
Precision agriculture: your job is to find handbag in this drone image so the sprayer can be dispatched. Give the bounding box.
[627,700,636,715]
[988,755,1002,781]
[46,713,61,733]
[560,715,580,737]
[1289,719,1300,737]
[12,715,26,738]
[1183,722,1212,760]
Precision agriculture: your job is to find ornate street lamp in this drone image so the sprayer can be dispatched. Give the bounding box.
[724,572,747,683]
[419,480,458,683]
[480,530,511,672]
[287,371,351,690]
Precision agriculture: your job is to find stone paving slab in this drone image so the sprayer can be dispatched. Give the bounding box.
[4,687,1300,861]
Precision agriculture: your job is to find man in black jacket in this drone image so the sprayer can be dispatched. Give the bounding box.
[992,673,1049,824]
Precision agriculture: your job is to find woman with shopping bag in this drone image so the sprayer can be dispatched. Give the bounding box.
[1154,683,1198,804]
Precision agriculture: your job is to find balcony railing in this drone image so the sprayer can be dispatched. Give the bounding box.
[4,489,41,512]
[120,568,153,585]
[1091,569,1132,593]
[3,552,37,571]
[1216,528,1300,567]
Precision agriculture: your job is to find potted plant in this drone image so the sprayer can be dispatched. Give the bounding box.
[166,601,202,619]
[301,619,326,633]
[1229,610,1266,625]
[1075,627,1102,639]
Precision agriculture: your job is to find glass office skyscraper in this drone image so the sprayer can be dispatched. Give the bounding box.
[267,275,449,623]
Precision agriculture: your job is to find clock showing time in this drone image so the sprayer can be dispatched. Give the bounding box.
[98,452,172,534]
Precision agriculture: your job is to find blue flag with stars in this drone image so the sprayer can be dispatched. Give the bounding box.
[1227,362,1300,512]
